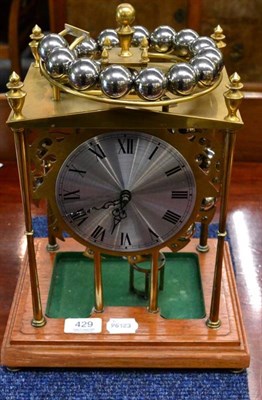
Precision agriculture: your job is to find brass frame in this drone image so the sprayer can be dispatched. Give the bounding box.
[5,66,244,324]
[4,2,245,336]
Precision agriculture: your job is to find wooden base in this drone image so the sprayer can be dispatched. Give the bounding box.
[1,238,250,369]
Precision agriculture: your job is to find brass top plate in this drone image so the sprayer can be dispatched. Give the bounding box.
[7,65,243,130]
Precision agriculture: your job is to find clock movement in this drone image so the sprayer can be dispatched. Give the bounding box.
[2,3,249,369]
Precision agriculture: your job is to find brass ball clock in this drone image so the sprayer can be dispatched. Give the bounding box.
[3,3,249,370]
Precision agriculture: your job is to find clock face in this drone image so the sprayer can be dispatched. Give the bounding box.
[55,131,197,252]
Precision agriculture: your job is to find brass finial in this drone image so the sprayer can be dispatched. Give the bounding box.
[140,37,149,64]
[103,36,112,48]
[211,25,226,49]
[116,3,135,57]
[224,72,244,122]
[101,37,111,64]
[29,25,44,68]
[6,72,27,120]
[30,24,43,39]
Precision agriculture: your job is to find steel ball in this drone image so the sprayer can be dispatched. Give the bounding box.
[97,29,119,48]
[38,33,68,62]
[68,59,100,90]
[173,29,199,57]
[197,47,224,73]
[189,36,217,56]
[45,47,75,79]
[75,37,98,57]
[99,65,133,98]
[134,67,167,101]
[167,63,197,95]
[150,25,176,53]
[131,26,149,46]
[190,56,217,86]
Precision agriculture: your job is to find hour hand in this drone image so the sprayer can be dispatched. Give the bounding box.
[111,190,132,234]
[111,207,127,234]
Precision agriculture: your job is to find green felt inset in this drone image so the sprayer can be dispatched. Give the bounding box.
[46,252,205,320]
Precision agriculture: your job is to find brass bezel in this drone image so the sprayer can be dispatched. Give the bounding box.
[31,127,218,256]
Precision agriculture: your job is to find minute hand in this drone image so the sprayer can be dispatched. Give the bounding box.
[91,198,120,211]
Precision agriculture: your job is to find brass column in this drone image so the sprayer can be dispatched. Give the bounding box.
[197,220,209,253]
[206,130,236,328]
[94,250,104,312]
[6,73,46,327]
[13,128,46,327]
[148,250,160,313]
[46,201,59,251]
[207,72,243,328]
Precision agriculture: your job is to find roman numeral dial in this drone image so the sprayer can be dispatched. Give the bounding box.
[55,131,197,253]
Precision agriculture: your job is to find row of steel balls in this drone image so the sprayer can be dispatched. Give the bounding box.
[38,26,224,101]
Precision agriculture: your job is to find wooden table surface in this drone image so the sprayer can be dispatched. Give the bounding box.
[0,161,261,399]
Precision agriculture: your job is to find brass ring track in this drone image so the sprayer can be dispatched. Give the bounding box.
[40,59,223,108]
